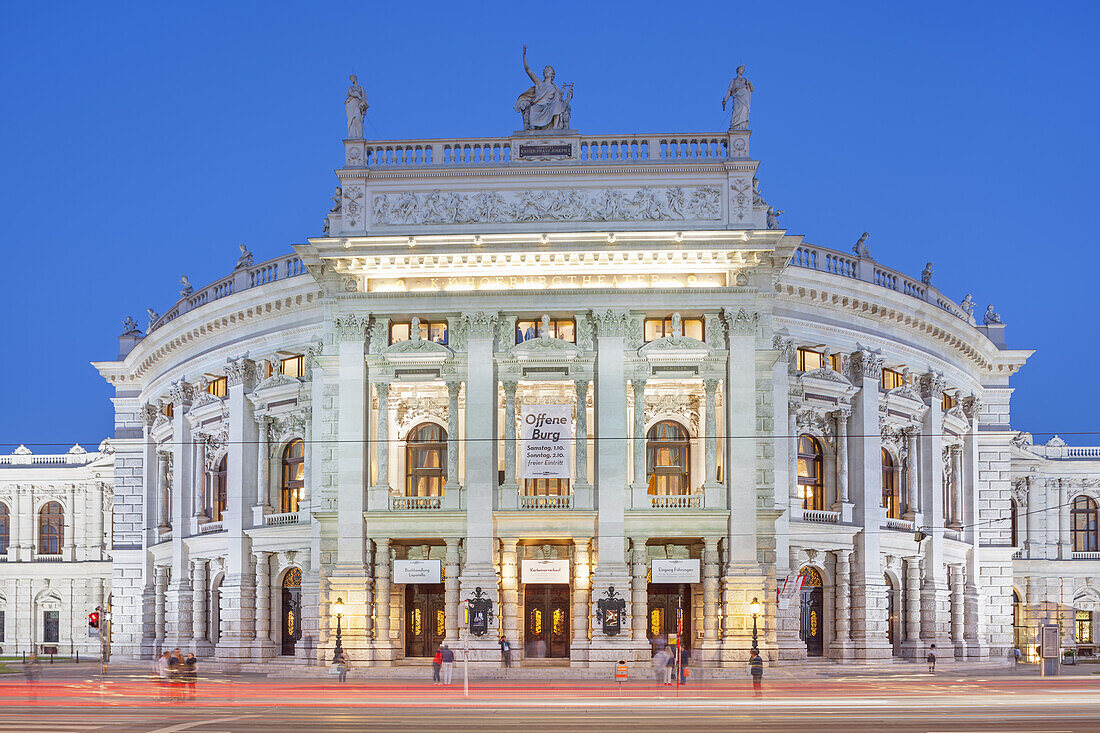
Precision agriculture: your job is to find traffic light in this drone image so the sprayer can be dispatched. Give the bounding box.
[88,610,100,630]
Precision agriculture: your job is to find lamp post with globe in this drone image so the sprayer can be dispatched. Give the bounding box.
[332,597,345,662]
[749,597,762,654]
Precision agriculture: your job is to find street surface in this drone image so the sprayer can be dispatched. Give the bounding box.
[0,664,1097,732]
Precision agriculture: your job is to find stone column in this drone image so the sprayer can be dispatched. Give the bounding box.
[947,446,963,529]
[374,383,391,492]
[500,539,519,652]
[157,452,171,532]
[833,409,851,507]
[90,479,105,560]
[190,560,207,649]
[502,380,519,491]
[571,539,591,661]
[154,565,168,650]
[919,372,951,647]
[630,537,649,651]
[443,380,461,493]
[165,380,195,649]
[703,379,721,505]
[949,563,964,655]
[444,538,461,644]
[374,538,393,663]
[788,401,800,506]
[901,557,921,658]
[256,416,271,512]
[253,552,274,657]
[573,379,591,490]
[700,536,721,663]
[831,550,852,659]
[903,428,920,519]
[631,378,648,496]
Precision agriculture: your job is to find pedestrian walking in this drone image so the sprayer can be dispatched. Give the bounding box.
[652,646,669,685]
[440,643,455,685]
[154,651,171,701]
[748,650,763,698]
[927,644,937,673]
[432,647,443,684]
[1013,647,1022,669]
[334,649,350,683]
[499,636,513,668]
[679,645,691,684]
[182,654,197,699]
[23,653,41,700]
[168,648,183,701]
[664,646,675,686]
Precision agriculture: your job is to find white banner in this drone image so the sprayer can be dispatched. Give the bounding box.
[519,404,572,479]
[650,559,701,584]
[393,559,442,584]
[521,559,571,584]
[776,573,805,610]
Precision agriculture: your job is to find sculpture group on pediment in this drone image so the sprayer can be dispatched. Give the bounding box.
[514,45,573,131]
[370,185,720,227]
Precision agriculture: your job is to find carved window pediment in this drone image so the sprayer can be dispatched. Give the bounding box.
[638,335,712,363]
[509,337,581,362]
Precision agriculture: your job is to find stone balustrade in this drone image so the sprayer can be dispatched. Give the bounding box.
[884,518,915,532]
[801,509,840,524]
[650,493,702,509]
[147,254,307,334]
[0,446,101,467]
[792,243,971,324]
[263,511,301,526]
[198,521,224,534]
[1072,551,1100,560]
[520,494,572,510]
[390,496,442,511]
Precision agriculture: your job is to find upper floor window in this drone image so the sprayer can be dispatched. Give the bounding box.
[38,501,63,555]
[214,455,228,522]
[942,392,957,411]
[161,402,175,419]
[406,423,446,497]
[281,439,305,513]
[0,503,8,555]
[797,435,823,511]
[796,348,840,372]
[390,320,448,345]
[516,318,576,343]
[1071,495,1098,553]
[881,369,906,391]
[881,448,899,519]
[280,355,305,379]
[644,317,703,343]
[646,420,691,496]
[206,376,228,398]
[1077,610,1093,645]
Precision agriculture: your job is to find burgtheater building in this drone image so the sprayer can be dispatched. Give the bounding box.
[73,64,1100,670]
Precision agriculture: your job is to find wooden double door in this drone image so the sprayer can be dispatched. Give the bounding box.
[799,567,824,657]
[647,585,691,652]
[524,584,570,658]
[405,583,447,658]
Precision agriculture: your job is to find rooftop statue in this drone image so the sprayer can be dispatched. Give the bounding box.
[234,243,254,270]
[345,74,368,139]
[722,65,753,131]
[121,316,141,336]
[983,304,1002,325]
[146,308,159,328]
[514,45,573,131]
[921,262,934,285]
[766,206,784,230]
[959,294,975,320]
[853,232,873,259]
[180,275,193,297]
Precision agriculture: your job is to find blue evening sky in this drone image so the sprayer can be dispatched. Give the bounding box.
[0,1,1096,449]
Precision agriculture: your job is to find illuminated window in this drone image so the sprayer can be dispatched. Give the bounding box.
[280,355,305,379]
[1071,495,1099,552]
[942,392,957,411]
[390,321,448,345]
[161,402,174,419]
[1076,610,1093,645]
[643,317,703,343]
[797,435,823,511]
[646,420,691,495]
[38,501,63,555]
[881,448,899,519]
[406,424,446,497]
[214,455,228,521]
[796,348,841,372]
[881,369,905,390]
[206,376,228,398]
[0,503,8,554]
[524,478,569,496]
[280,439,305,513]
[516,318,576,343]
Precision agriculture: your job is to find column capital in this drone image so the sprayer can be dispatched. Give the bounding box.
[463,311,499,339]
[225,356,259,390]
[919,371,947,402]
[721,306,759,336]
[590,308,632,338]
[846,348,884,383]
[333,313,369,342]
[501,379,519,395]
[167,378,195,410]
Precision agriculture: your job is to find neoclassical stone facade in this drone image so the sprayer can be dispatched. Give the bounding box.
[70,71,1098,670]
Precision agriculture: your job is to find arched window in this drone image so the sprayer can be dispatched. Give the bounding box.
[38,502,63,555]
[406,424,446,497]
[214,455,228,521]
[646,421,690,496]
[1071,495,1099,553]
[280,439,305,513]
[881,449,899,519]
[797,435,823,511]
[0,503,8,555]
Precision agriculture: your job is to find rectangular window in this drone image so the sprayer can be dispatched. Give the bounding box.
[942,393,956,411]
[516,319,576,343]
[643,317,703,343]
[43,610,59,644]
[390,321,448,345]
[796,348,841,372]
[881,368,905,390]
[162,402,174,419]
[206,376,228,398]
[280,355,305,379]
[1077,610,1093,645]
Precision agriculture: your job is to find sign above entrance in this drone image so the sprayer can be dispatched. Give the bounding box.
[521,558,570,584]
[650,558,700,584]
[393,559,442,584]
[520,405,571,480]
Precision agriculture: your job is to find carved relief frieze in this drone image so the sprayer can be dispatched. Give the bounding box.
[394,395,447,438]
[645,393,701,434]
[370,185,721,227]
[730,177,751,221]
[796,408,835,441]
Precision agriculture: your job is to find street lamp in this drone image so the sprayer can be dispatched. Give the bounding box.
[749,597,762,654]
[332,597,345,661]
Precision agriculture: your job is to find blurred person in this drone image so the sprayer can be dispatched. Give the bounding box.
[168,648,183,701]
[334,649,350,683]
[927,644,937,673]
[182,653,197,699]
[664,646,675,685]
[23,653,42,700]
[499,636,513,668]
[440,643,455,685]
[652,646,669,685]
[678,644,691,684]
[154,651,171,701]
[432,646,443,684]
[748,649,763,697]
[1013,647,1022,669]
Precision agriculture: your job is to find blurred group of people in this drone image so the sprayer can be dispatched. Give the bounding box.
[153,648,198,700]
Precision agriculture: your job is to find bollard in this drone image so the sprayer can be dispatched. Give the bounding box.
[22,651,25,664]
[615,659,628,696]
[50,652,55,664]
[76,651,79,664]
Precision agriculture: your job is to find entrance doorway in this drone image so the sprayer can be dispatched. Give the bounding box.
[281,567,302,656]
[799,566,824,657]
[524,584,570,658]
[647,584,692,653]
[405,583,446,657]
